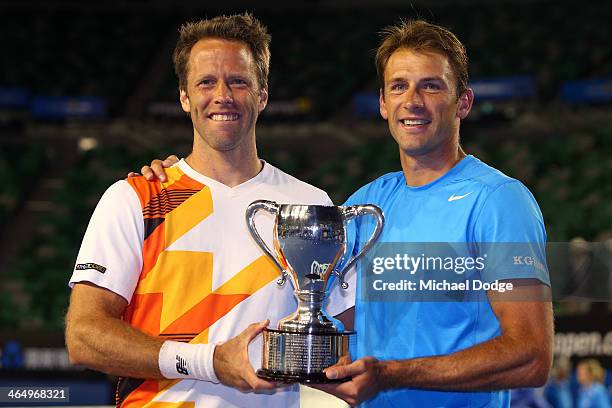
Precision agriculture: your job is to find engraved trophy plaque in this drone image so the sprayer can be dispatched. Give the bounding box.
[245,201,384,383]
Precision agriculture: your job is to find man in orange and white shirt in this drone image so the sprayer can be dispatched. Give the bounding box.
[65,14,353,408]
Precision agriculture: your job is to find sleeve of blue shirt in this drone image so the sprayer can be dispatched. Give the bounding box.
[472,181,550,285]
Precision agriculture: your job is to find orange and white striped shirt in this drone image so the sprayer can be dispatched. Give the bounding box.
[70,159,353,408]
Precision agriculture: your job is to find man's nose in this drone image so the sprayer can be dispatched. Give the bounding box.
[213,82,234,104]
[403,88,425,112]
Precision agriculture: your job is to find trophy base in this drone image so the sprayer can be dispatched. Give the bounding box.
[256,368,350,384]
[258,328,356,384]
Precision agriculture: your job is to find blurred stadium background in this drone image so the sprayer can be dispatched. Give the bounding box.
[0,0,610,406]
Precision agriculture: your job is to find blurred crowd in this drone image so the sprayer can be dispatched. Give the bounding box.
[512,357,611,408]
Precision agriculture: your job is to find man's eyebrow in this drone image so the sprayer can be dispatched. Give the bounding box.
[420,76,444,82]
[193,73,214,80]
[387,76,446,84]
[228,73,249,79]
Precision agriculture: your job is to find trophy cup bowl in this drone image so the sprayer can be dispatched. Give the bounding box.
[245,201,384,383]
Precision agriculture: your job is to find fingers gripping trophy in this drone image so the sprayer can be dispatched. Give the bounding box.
[245,201,384,383]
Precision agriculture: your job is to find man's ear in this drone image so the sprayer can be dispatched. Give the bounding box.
[258,87,269,112]
[456,88,474,119]
[179,88,191,113]
[379,89,388,120]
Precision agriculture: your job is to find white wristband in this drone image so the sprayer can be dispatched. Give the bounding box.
[158,341,219,383]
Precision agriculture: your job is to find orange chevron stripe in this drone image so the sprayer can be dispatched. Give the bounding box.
[141,222,166,281]
[161,293,249,335]
[125,176,157,209]
[159,256,280,338]
[124,292,163,335]
[139,185,213,282]
[136,251,214,332]
[120,379,159,407]
[214,255,280,296]
[121,378,194,408]
[162,187,213,250]
[128,168,211,281]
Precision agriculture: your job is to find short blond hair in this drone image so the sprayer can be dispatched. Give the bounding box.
[173,13,271,92]
[376,20,468,97]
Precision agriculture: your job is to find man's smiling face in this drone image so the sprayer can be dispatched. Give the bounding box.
[180,38,268,152]
[380,48,469,158]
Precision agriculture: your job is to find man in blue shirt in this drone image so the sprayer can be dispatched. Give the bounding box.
[140,19,553,408]
[313,20,553,407]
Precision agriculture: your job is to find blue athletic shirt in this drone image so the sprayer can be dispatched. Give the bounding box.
[342,155,550,408]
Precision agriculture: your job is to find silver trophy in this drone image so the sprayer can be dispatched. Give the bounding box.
[245,201,384,383]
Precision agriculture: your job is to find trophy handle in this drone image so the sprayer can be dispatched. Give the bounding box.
[336,205,384,289]
[245,200,287,285]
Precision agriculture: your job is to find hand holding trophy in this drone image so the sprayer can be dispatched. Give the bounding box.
[245,201,384,383]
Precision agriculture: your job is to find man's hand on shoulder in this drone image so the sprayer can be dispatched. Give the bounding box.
[213,320,279,392]
[127,154,179,182]
[312,356,385,406]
